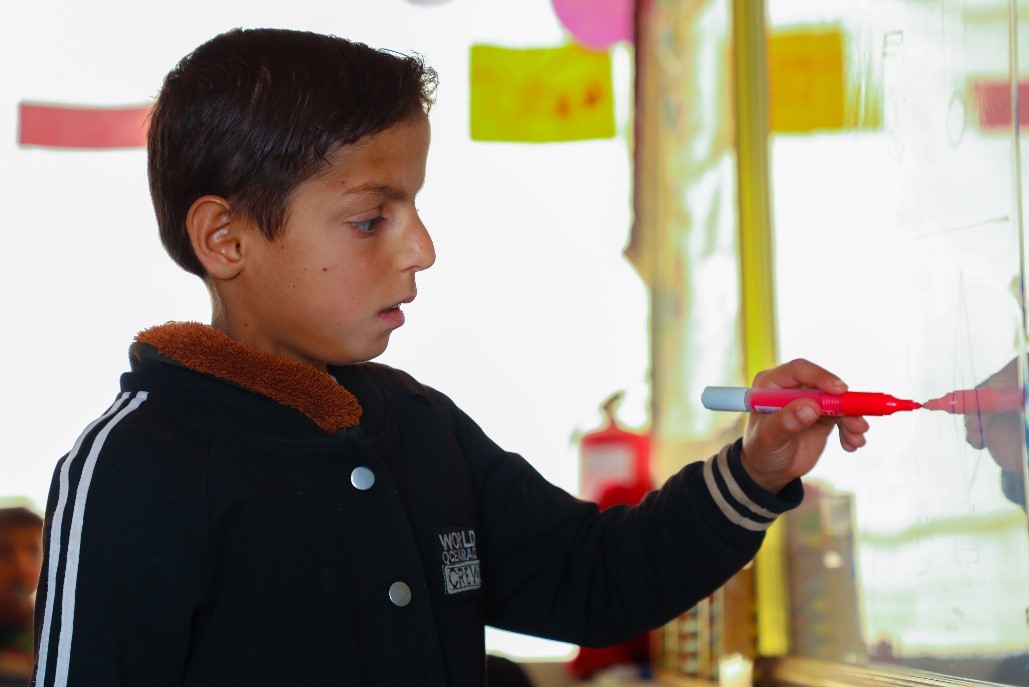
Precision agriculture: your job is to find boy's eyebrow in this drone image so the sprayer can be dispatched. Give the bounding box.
[340,182,419,200]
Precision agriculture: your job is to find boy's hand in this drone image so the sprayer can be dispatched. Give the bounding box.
[740,358,869,495]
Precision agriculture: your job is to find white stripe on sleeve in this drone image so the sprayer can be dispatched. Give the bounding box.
[36,391,148,687]
[714,447,779,520]
[701,445,773,532]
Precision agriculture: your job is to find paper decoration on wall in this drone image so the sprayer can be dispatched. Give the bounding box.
[768,31,845,133]
[18,102,150,149]
[469,43,615,143]
[969,79,1029,129]
[551,0,632,50]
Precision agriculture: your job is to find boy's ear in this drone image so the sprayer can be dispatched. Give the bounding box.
[187,195,246,279]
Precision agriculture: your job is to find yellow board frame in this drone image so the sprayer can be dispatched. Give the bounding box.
[730,0,789,658]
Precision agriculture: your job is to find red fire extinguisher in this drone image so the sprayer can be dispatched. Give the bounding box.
[578,391,653,505]
[570,392,655,680]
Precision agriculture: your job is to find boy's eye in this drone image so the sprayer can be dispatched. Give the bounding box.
[352,216,386,234]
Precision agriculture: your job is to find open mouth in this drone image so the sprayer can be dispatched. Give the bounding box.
[378,299,409,327]
[381,295,415,316]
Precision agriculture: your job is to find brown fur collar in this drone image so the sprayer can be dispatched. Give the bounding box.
[135,322,362,434]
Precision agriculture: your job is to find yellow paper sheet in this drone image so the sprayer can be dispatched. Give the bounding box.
[469,43,615,143]
[768,30,845,133]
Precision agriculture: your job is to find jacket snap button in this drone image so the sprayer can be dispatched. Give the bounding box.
[350,467,375,491]
[389,581,412,607]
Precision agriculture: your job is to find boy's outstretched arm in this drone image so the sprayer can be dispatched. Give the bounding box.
[459,359,867,647]
[740,358,870,495]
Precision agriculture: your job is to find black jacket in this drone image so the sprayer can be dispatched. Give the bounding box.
[32,323,801,686]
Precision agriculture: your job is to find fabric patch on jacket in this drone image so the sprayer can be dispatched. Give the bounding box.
[436,527,481,595]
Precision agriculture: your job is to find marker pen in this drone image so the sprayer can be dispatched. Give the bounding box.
[922,388,1024,414]
[701,386,922,416]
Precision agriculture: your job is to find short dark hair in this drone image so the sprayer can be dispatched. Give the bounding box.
[0,507,43,529]
[147,28,438,276]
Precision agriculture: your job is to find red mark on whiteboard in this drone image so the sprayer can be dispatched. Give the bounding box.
[18,102,150,149]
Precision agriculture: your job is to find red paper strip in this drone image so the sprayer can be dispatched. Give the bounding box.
[969,80,1029,130]
[18,102,150,148]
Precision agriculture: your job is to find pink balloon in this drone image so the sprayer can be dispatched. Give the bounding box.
[551,0,633,50]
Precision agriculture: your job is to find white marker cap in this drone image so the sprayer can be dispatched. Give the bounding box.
[701,386,749,412]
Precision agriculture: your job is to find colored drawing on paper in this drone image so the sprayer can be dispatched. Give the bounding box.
[18,102,150,149]
[768,31,845,133]
[469,43,615,143]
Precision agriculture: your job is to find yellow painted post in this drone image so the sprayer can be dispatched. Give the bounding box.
[730,0,789,658]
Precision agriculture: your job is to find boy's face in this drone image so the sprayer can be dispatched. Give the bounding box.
[223,113,435,369]
[0,522,43,627]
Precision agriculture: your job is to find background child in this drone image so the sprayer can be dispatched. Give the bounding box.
[0,498,42,687]
[32,27,868,687]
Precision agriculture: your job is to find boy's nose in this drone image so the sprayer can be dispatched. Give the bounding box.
[407,218,436,272]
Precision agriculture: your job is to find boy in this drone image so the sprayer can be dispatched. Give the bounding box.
[32,28,869,686]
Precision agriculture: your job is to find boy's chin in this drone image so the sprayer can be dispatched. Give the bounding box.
[327,341,390,367]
